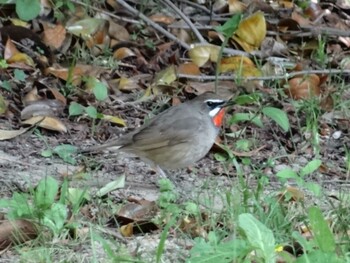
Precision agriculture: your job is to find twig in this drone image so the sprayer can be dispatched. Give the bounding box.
[116,0,191,50]
[177,69,350,81]
[70,0,141,24]
[159,0,206,43]
[177,0,218,15]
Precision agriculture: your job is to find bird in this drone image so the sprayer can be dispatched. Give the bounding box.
[81,92,230,176]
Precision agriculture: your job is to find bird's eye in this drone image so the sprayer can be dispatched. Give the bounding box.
[206,101,214,107]
[205,99,225,109]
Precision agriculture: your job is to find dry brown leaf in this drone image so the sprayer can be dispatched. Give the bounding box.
[42,23,67,49]
[22,116,67,133]
[108,21,130,42]
[113,47,136,60]
[177,62,201,75]
[278,186,305,202]
[4,38,19,60]
[0,220,38,250]
[0,127,31,141]
[149,14,175,25]
[291,11,311,26]
[228,0,246,13]
[286,74,321,100]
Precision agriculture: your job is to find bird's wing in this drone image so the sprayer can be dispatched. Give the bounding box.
[126,116,202,151]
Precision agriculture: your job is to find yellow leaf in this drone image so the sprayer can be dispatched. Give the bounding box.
[102,114,126,126]
[188,44,220,67]
[154,65,176,85]
[233,11,266,51]
[120,223,134,237]
[7,53,35,67]
[22,116,67,133]
[220,56,261,77]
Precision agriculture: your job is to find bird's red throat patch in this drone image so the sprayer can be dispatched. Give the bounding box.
[212,108,225,127]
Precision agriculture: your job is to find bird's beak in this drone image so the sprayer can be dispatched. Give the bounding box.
[223,100,235,108]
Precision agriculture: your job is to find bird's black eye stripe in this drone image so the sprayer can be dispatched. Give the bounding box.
[205,99,225,109]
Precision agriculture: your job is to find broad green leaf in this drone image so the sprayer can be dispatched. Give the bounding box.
[262,107,289,132]
[308,206,335,253]
[188,236,248,263]
[41,149,53,157]
[238,213,276,263]
[34,176,59,209]
[42,203,67,235]
[85,106,98,119]
[96,175,125,197]
[300,159,322,177]
[296,250,342,263]
[85,77,108,101]
[14,69,26,81]
[53,144,78,165]
[1,80,12,91]
[276,168,298,179]
[69,102,84,116]
[234,93,261,105]
[215,13,242,38]
[305,182,322,197]
[16,0,40,21]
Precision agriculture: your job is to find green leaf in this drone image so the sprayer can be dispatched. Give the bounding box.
[42,203,67,235]
[229,113,263,128]
[16,0,41,21]
[300,159,322,177]
[34,176,59,210]
[276,168,298,179]
[41,149,53,158]
[233,93,261,105]
[188,235,248,263]
[296,251,342,263]
[262,107,289,132]
[308,207,336,253]
[85,106,98,119]
[215,14,242,38]
[1,80,12,91]
[238,213,276,263]
[14,69,27,81]
[69,102,84,116]
[91,79,108,101]
[305,182,322,197]
[96,175,125,197]
[53,144,78,165]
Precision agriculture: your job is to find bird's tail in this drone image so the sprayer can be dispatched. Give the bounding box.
[79,143,122,153]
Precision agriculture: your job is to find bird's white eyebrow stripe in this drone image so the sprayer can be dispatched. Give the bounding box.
[205,99,225,103]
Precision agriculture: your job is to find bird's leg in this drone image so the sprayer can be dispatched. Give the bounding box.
[156,166,168,178]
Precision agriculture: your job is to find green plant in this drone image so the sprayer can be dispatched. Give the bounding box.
[292,97,322,154]
[0,177,66,235]
[0,0,41,21]
[276,159,322,196]
[188,213,278,263]
[312,35,328,68]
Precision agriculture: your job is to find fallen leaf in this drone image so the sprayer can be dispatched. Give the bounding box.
[188,44,220,67]
[0,127,31,140]
[22,116,67,133]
